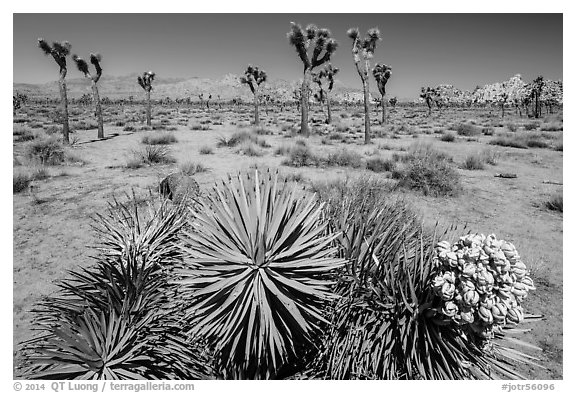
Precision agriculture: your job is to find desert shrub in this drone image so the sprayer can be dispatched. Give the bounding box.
[540,122,563,132]
[132,145,176,165]
[274,144,293,156]
[180,161,209,175]
[253,126,273,135]
[461,154,485,170]
[554,143,563,151]
[25,137,66,165]
[481,126,495,136]
[525,137,548,149]
[199,146,213,155]
[13,126,38,142]
[141,132,177,145]
[440,132,456,142]
[394,145,461,196]
[524,122,539,131]
[489,136,527,149]
[282,145,321,167]
[123,125,136,132]
[545,193,563,212]
[325,149,363,168]
[481,149,499,165]
[453,123,481,136]
[13,173,31,193]
[366,157,396,172]
[237,142,264,157]
[216,131,255,148]
[506,122,519,132]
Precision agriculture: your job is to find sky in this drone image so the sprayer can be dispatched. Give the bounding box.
[13,13,563,99]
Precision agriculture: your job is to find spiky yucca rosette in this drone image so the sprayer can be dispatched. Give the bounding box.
[429,234,536,340]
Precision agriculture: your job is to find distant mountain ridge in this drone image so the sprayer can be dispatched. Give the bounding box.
[13,73,364,102]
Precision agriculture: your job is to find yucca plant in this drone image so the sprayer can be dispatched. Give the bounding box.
[73,53,104,138]
[304,178,543,380]
[179,169,346,379]
[20,194,213,379]
[38,38,72,144]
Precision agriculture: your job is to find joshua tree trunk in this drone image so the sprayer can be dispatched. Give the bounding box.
[501,102,505,118]
[254,90,260,126]
[362,78,371,144]
[381,94,387,124]
[59,69,70,144]
[426,99,432,116]
[300,69,312,137]
[146,90,152,126]
[91,80,104,139]
[326,91,332,124]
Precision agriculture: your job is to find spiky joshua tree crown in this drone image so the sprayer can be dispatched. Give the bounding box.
[347,27,381,62]
[287,22,338,71]
[240,65,267,94]
[138,71,156,92]
[38,38,71,69]
[72,53,103,83]
[373,63,392,95]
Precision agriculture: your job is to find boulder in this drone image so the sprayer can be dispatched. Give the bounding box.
[159,173,200,204]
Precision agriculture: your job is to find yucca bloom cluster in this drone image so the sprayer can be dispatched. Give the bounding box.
[429,234,535,339]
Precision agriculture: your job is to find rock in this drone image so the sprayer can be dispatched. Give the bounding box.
[159,173,200,204]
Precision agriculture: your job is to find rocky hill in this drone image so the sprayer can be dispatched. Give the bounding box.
[13,73,371,103]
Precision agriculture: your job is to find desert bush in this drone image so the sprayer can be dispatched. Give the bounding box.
[545,193,563,212]
[141,132,177,145]
[366,156,396,172]
[453,123,481,136]
[481,149,499,166]
[506,122,519,132]
[540,122,563,132]
[216,131,256,148]
[123,125,136,132]
[26,137,66,165]
[440,132,456,142]
[13,173,31,193]
[489,136,527,149]
[461,154,485,170]
[236,142,264,157]
[180,161,209,175]
[325,149,363,168]
[199,146,213,155]
[282,145,321,167]
[481,126,495,136]
[253,126,273,135]
[132,145,176,165]
[524,122,539,131]
[394,145,461,196]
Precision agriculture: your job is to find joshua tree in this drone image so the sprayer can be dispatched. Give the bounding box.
[389,96,398,108]
[372,63,392,124]
[530,76,544,118]
[137,71,155,126]
[73,53,104,138]
[240,65,267,126]
[312,63,339,124]
[38,38,72,144]
[287,22,338,137]
[347,27,381,144]
[207,94,212,111]
[420,87,435,116]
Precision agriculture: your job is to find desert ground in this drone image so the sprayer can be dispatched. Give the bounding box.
[13,101,562,378]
